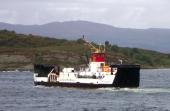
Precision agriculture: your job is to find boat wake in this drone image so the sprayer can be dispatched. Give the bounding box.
[33,85,54,89]
[33,85,170,93]
[98,87,170,93]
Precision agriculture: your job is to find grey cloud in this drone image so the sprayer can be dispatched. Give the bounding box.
[0,0,170,28]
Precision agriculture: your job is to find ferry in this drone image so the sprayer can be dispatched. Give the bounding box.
[34,38,140,88]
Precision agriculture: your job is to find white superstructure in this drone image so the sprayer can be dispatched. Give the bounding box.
[33,38,140,88]
[34,40,118,86]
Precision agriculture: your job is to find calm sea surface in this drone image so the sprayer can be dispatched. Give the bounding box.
[0,69,170,111]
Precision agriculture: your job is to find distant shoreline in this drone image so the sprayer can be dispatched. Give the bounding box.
[1,30,170,70]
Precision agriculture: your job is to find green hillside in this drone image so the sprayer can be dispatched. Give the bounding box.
[0,29,170,70]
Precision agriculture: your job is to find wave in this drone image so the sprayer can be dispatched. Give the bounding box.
[98,87,170,93]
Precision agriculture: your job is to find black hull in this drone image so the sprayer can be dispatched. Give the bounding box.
[34,64,140,88]
[111,65,140,88]
[34,82,113,88]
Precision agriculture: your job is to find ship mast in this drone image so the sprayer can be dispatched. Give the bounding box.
[81,35,106,63]
[81,35,104,53]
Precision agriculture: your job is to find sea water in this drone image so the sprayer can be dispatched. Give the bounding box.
[0,69,170,111]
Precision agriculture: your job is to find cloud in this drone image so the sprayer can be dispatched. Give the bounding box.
[0,0,170,28]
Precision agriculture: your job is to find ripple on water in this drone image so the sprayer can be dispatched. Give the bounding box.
[1,69,170,111]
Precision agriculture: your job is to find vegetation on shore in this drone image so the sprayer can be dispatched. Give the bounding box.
[0,29,170,70]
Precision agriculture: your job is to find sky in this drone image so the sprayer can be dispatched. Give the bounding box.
[0,0,170,28]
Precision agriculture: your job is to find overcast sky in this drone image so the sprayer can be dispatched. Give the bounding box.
[0,0,170,28]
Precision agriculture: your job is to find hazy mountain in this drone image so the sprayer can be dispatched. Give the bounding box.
[0,21,170,53]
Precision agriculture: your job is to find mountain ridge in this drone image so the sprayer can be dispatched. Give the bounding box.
[0,21,170,53]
